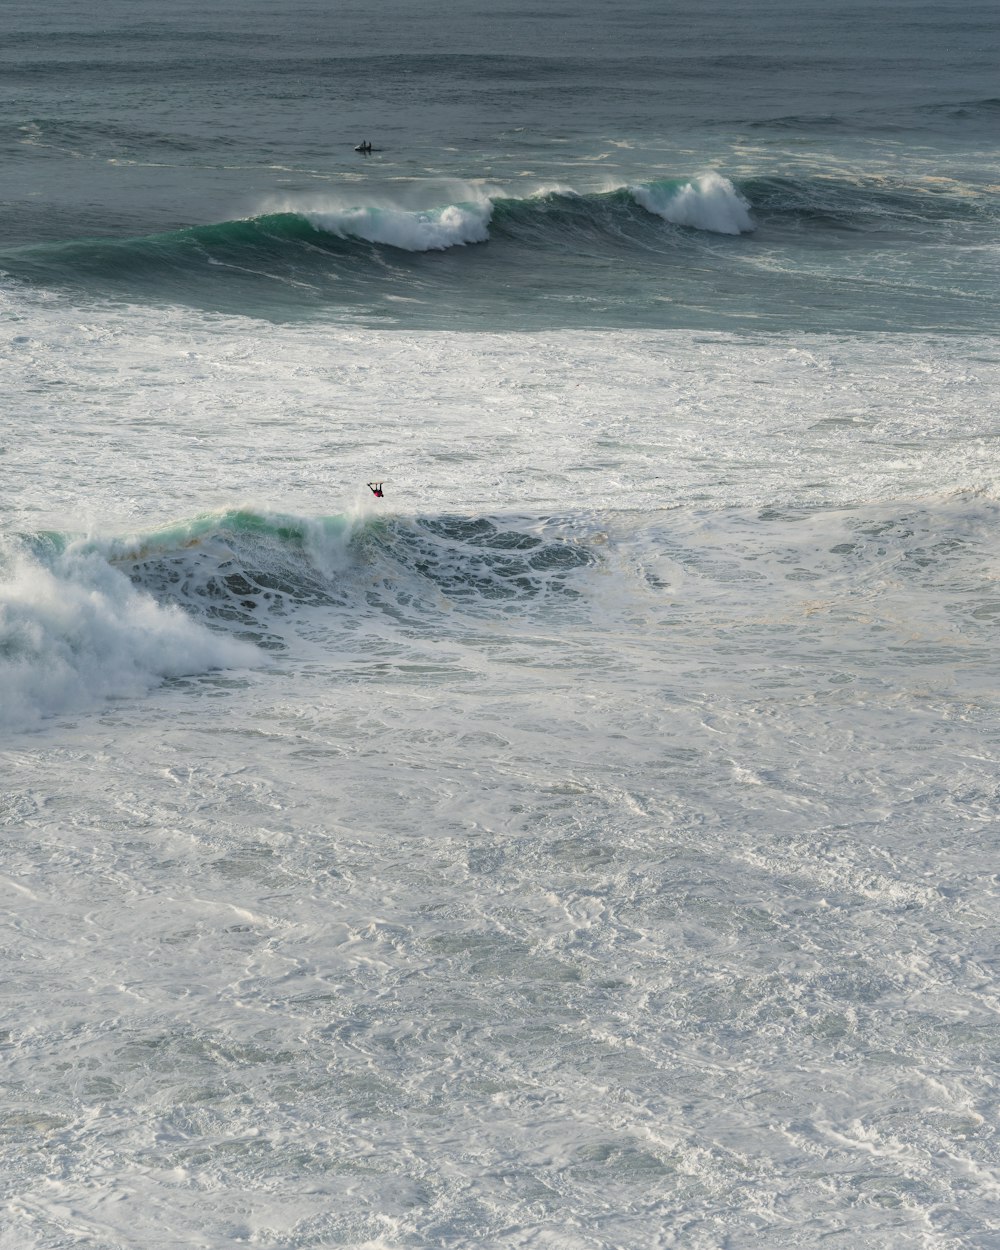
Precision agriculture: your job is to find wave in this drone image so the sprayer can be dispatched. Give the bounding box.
[631,172,754,235]
[305,201,493,251]
[919,96,1000,121]
[303,175,754,248]
[109,507,596,618]
[748,113,848,130]
[0,172,753,277]
[1,169,993,320]
[0,533,258,731]
[746,96,1000,132]
[1,508,597,728]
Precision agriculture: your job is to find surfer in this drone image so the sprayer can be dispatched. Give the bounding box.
[367,482,384,498]
[355,140,372,154]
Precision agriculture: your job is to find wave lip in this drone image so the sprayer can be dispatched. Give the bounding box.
[631,173,755,235]
[305,199,493,251]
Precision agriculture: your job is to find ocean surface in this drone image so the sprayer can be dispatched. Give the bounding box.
[2,2,999,1246]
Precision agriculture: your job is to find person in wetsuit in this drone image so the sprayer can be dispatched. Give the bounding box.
[367,482,384,498]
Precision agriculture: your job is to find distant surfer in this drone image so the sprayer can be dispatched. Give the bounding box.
[355,140,372,154]
[367,482,384,498]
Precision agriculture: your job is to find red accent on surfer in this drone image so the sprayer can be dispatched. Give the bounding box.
[367,482,384,498]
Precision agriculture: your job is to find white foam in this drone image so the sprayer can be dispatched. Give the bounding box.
[632,171,755,234]
[5,299,1000,1247]
[306,199,493,251]
[0,543,258,729]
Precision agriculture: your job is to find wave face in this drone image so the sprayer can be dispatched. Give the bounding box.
[3,168,996,330]
[0,509,598,727]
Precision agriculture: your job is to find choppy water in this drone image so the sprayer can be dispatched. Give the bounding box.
[2,2,1000,1247]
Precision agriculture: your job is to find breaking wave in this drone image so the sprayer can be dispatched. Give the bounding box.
[2,169,994,324]
[0,536,258,730]
[0,508,598,728]
[305,201,493,251]
[631,172,754,235]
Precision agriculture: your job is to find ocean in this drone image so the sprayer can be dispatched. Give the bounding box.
[2,1,999,1246]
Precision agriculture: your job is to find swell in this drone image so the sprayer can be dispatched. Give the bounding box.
[749,96,1000,130]
[6,169,993,257]
[0,175,751,317]
[0,173,748,272]
[1,171,995,323]
[740,173,997,230]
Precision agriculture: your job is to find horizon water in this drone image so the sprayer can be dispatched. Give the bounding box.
[2,2,1000,1247]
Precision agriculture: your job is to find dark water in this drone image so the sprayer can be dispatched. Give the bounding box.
[2,0,999,328]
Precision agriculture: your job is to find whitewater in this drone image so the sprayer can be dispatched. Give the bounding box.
[3,293,1000,1246]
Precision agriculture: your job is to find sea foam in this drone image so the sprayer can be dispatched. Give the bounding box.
[632,172,755,234]
[0,543,257,729]
[306,200,493,251]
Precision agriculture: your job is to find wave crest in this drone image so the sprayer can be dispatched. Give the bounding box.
[0,540,257,730]
[631,173,755,235]
[306,200,493,251]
